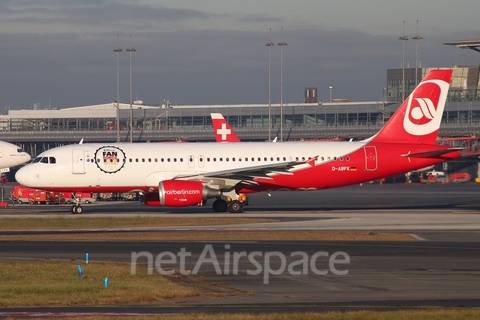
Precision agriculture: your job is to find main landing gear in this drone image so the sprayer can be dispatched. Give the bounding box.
[212,198,244,213]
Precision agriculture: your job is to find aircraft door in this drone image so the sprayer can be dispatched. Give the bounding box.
[72,149,85,174]
[363,146,378,171]
[198,155,205,168]
[0,147,3,159]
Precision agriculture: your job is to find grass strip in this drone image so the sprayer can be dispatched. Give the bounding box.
[26,309,480,319]
[0,217,274,230]
[0,231,415,241]
[0,260,198,307]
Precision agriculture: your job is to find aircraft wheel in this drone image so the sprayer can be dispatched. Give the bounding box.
[228,200,243,213]
[212,199,228,212]
[71,205,83,214]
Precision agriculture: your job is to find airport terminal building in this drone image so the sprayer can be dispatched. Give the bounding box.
[1,66,479,157]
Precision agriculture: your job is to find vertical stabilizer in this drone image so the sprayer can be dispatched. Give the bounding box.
[371,69,453,144]
[211,113,241,142]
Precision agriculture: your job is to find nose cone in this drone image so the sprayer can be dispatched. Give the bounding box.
[17,152,31,166]
[15,166,29,186]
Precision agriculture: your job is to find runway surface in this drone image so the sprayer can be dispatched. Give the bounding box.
[1,183,480,315]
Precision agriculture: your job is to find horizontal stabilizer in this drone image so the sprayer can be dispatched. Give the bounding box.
[401,147,464,158]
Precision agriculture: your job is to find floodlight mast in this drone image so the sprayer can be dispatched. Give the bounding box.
[114,34,122,143]
[126,34,136,143]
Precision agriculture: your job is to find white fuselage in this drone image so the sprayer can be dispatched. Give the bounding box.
[0,141,31,170]
[15,141,368,192]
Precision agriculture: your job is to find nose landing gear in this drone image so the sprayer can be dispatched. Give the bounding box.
[71,204,83,214]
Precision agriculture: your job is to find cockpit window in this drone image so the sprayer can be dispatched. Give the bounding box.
[49,157,56,164]
[17,148,24,153]
[40,157,48,164]
[32,157,42,163]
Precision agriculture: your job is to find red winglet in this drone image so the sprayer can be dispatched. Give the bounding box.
[307,156,318,167]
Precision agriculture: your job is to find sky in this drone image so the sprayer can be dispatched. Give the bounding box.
[1,0,479,111]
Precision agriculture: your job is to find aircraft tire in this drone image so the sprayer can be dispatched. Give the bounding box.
[212,199,228,212]
[71,205,83,214]
[228,200,243,213]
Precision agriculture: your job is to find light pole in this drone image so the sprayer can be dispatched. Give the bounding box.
[277,28,287,142]
[126,34,136,143]
[266,28,275,142]
[328,86,333,102]
[399,21,408,102]
[412,20,423,87]
[113,34,122,143]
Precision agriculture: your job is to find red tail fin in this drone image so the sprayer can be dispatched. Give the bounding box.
[211,113,241,142]
[371,69,452,144]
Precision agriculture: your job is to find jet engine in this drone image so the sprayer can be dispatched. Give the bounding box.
[144,180,222,207]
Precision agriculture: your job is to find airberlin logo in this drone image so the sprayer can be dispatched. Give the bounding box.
[94,146,126,173]
[403,79,449,136]
[164,189,201,195]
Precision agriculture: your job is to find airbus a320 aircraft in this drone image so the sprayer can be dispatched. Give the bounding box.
[16,70,461,214]
[0,141,31,171]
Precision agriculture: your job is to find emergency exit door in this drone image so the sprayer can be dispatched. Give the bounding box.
[364,146,377,171]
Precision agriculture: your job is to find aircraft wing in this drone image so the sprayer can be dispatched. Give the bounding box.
[401,147,464,158]
[173,156,318,185]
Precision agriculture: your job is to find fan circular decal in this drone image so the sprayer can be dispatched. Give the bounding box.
[94,146,126,173]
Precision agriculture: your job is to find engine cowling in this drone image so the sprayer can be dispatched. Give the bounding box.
[144,180,222,207]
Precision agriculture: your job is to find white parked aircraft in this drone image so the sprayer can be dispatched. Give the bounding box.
[16,70,461,214]
[0,141,31,171]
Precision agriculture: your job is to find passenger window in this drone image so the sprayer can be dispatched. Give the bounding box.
[174,158,177,162]
[155,158,158,162]
[148,158,151,162]
[180,158,183,162]
[346,156,350,161]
